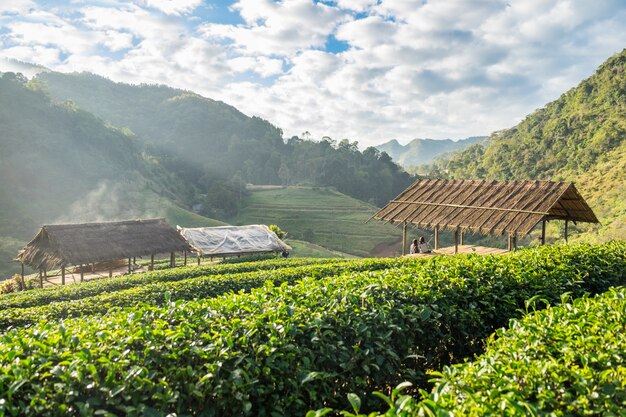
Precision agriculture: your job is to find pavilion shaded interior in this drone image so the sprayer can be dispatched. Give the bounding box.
[370,179,599,253]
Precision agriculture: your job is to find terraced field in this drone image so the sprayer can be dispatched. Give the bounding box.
[228,186,405,256]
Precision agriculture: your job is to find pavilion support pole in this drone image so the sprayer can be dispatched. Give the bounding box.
[128,258,132,274]
[184,250,187,266]
[507,235,512,252]
[80,265,84,283]
[61,266,65,285]
[513,235,518,251]
[170,252,175,267]
[39,270,43,288]
[541,219,546,245]
[150,254,155,271]
[564,220,569,244]
[109,269,112,278]
[434,225,439,250]
[402,221,407,256]
[460,230,464,246]
[454,227,459,254]
[133,257,136,266]
[20,262,26,291]
[197,255,201,266]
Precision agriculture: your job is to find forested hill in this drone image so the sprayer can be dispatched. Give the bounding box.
[36,72,414,207]
[425,49,626,240]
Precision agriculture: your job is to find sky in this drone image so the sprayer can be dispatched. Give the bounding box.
[1,0,625,147]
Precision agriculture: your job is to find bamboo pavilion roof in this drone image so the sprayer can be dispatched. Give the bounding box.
[16,218,190,270]
[371,179,599,237]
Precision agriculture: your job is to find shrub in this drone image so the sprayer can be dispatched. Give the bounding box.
[337,286,626,417]
[0,243,623,416]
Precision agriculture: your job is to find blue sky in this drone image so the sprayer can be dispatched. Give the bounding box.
[1,0,626,146]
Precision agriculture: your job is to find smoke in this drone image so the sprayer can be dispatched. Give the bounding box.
[55,180,166,224]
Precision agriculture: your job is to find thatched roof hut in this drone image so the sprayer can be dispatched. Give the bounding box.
[178,225,291,258]
[16,219,189,271]
[371,179,599,252]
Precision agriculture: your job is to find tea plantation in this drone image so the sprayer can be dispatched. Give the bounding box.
[0,242,624,416]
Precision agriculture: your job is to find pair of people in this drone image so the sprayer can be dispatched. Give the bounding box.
[409,236,431,254]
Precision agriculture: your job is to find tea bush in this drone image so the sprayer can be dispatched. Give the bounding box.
[0,257,344,310]
[335,286,626,417]
[0,257,409,329]
[0,242,623,416]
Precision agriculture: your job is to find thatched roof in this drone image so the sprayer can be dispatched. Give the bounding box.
[16,219,189,270]
[178,225,291,257]
[371,179,599,237]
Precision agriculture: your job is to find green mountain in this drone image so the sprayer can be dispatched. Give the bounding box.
[426,49,626,241]
[376,136,486,167]
[0,73,224,279]
[35,71,414,207]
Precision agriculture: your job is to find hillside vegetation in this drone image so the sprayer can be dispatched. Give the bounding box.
[425,49,626,240]
[36,71,414,208]
[0,242,623,415]
[227,186,403,257]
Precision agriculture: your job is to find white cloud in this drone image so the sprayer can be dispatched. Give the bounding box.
[228,56,284,77]
[135,0,202,16]
[1,0,626,147]
[200,0,344,56]
[0,0,35,14]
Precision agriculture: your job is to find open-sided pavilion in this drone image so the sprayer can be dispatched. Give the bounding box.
[16,218,190,285]
[370,179,599,254]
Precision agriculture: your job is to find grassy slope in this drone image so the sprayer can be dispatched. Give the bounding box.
[228,186,402,257]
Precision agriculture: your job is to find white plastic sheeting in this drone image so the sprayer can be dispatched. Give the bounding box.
[177,225,291,257]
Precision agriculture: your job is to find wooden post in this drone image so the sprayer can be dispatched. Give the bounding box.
[39,270,43,288]
[402,221,407,256]
[197,255,201,266]
[42,269,46,288]
[507,235,512,252]
[128,258,132,274]
[541,219,546,245]
[109,269,112,278]
[80,265,84,283]
[61,266,65,285]
[170,252,175,267]
[454,227,459,254]
[460,230,464,246]
[564,220,569,243]
[434,225,439,250]
[184,250,187,266]
[512,235,517,251]
[20,262,24,283]
[150,254,155,271]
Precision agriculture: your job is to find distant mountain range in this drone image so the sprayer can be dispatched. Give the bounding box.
[375,136,486,167]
